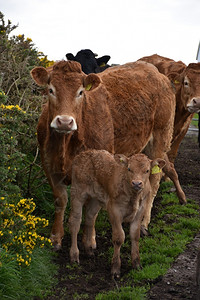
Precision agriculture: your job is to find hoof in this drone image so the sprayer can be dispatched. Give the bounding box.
[85,247,94,257]
[53,243,62,251]
[132,259,142,270]
[140,225,149,237]
[112,272,120,280]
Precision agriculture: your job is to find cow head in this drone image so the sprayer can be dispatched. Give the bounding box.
[169,63,200,113]
[115,153,165,192]
[66,49,111,74]
[31,60,101,134]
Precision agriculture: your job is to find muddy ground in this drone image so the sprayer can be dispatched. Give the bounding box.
[44,132,200,300]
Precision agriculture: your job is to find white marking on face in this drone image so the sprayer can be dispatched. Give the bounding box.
[50,115,77,133]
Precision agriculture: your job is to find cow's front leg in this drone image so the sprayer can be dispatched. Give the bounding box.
[51,183,68,250]
[141,172,161,234]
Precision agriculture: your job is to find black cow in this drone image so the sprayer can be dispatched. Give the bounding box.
[66,49,110,74]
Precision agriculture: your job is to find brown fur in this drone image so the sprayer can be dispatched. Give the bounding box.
[69,150,165,277]
[139,54,200,163]
[31,60,186,248]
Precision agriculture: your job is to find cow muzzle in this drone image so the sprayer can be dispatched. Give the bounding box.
[132,180,144,192]
[187,98,200,113]
[50,115,77,133]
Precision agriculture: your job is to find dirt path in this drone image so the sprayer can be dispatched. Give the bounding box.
[148,133,200,300]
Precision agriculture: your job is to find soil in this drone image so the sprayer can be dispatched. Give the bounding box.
[44,131,200,300]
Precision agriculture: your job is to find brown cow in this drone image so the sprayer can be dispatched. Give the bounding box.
[31,60,186,249]
[69,150,166,277]
[139,54,200,163]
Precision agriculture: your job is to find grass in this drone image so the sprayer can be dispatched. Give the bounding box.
[94,181,200,299]
[0,247,58,300]
[191,113,199,127]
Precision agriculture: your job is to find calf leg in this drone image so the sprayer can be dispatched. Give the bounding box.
[163,154,186,204]
[82,199,101,256]
[51,183,68,250]
[130,204,146,269]
[68,200,84,263]
[108,204,125,278]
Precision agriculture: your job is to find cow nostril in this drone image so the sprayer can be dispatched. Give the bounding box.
[69,118,73,126]
[56,117,62,126]
[193,98,197,104]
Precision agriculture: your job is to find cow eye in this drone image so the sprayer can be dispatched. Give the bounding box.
[184,80,189,87]
[146,169,149,173]
[49,88,54,94]
[128,167,131,171]
[77,88,84,98]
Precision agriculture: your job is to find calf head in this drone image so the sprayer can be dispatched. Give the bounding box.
[115,153,166,192]
[31,61,101,134]
[169,63,200,113]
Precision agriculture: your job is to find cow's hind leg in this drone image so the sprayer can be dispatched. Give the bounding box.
[51,183,68,250]
[163,154,186,204]
[82,199,101,256]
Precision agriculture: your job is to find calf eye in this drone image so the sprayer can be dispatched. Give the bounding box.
[128,167,131,171]
[184,80,189,87]
[146,169,149,173]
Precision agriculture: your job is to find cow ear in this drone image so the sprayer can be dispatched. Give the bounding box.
[96,55,111,67]
[66,53,75,61]
[31,67,49,86]
[168,72,183,92]
[151,159,166,175]
[83,74,101,91]
[114,154,128,166]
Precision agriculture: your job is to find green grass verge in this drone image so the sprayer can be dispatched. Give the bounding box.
[95,182,200,299]
[0,247,58,300]
[191,113,199,127]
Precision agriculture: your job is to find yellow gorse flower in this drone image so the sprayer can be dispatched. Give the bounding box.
[0,104,26,113]
[1,198,52,267]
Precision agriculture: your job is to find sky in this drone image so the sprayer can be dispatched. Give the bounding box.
[1,0,200,66]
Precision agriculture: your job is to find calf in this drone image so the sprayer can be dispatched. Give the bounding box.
[69,150,165,278]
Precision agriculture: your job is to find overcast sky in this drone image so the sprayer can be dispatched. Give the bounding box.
[1,0,200,65]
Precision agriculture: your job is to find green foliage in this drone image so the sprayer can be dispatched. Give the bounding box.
[0,11,54,113]
[0,12,56,298]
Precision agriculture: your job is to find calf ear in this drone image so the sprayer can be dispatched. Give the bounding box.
[151,159,166,174]
[83,74,101,91]
[114,154,128,166]
[31,67,49,86]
